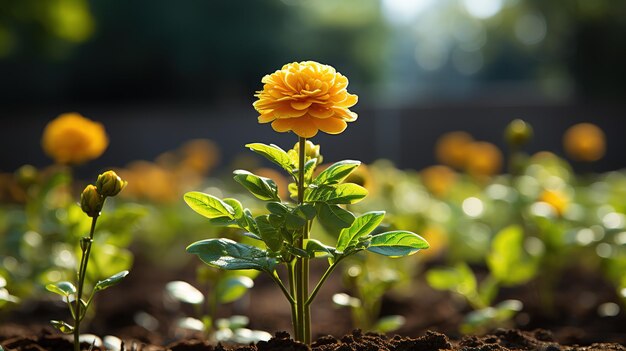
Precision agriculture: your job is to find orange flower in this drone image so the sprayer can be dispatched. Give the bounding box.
[421,165,457,198]
[563,123,606,162]
[253,61,358,138]
[435,131,474,170]
[41,113,108,165]
[464,142,503,179]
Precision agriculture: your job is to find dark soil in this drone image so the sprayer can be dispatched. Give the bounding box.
[1,328,624,351]
[2,254,625,350]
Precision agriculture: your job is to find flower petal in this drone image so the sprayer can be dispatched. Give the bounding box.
[314,117,347,135]
[308,105,334,119]
[291,101,313,110]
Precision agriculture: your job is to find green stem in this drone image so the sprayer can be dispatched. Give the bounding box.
[294,137,311,344]
[286,264,300,341]
[305,257,343,307]
[270,271,296,305]
[74,215,98,351]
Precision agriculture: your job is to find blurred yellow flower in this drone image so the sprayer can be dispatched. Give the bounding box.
[563,123,606,162]
[420,225,448,260]
[539,189,569,216]
[41,113,108,165]
[118,161,178,203]
[435,131,474,170]
[464,142,503,179]
[179,139,220,175]
[253,61,358,138]
[420,165,457,198]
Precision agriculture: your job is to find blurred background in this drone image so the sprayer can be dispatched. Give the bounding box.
[1,0,625,176]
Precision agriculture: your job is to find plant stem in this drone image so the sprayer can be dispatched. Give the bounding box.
[74,215,98,351]
[305,257,343,307]
[286,263,300,341]
[294,137,311,344]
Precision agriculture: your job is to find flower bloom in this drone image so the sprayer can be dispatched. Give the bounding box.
[464,142,503,179]
[435,131,474,170]
[539,189,569,216]
[253,61,358,138]
[41,113,108,165]
[563,123,606,162]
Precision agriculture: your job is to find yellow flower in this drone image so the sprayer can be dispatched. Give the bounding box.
[253,61,358,138]
[538,189,569,216]
[41,113,108,165]
[464,142,503,179]
[563,123,606,162]
[420,165,457,198]
[435,131,474,170]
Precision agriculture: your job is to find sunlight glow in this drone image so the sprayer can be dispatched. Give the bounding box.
[463,0,503,19]
[382,0,434,24]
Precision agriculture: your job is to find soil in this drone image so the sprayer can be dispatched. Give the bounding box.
[1,254,625,350]
[1,328,624,351]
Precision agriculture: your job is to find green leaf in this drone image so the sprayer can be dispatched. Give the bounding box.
[245,143,294,174]
[303,158,317,181]
[367,231,429,257]
[187,239,277,272]
[285,212,307,230]
[94,270,129,292]
[337,211,385,252]
[266,202,289,216]
[223,198,244,219]
[316,203,355,234]
[426,263,477,297]
[304,239,336,258]
[216,276,254,304]
[255,215,283,252]
[306,183,368,204]
[233,170,280,201]
[165,281,204,305]
[374,315,406,333]
[184,192,235,219]
[50,320,74,334]
[314,160,361,186]
[46,281,76,297]
[296,204,316,220]
[487,225,537,286]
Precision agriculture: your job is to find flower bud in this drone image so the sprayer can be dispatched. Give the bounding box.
[293,140,322,163]
[505,119,533,148]
[15,164,38,188]
[80,185,104,217]
[95,170,127,197]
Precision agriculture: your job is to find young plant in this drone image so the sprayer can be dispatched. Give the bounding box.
[46,170,129,351]
[426,225,537,333]
[165,269,271,343]
[185,61,429,344]
[332,255,409,334]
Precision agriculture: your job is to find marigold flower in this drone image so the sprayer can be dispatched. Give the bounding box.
[41,113,108,165]
[563,123,606,162]
[464,142,503,179]
[421,165,457,198]
[253,61,358,138]
[435,131,474,170]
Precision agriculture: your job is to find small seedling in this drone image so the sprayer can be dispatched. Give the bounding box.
[46,170,129,351]
[426,225,536,333]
